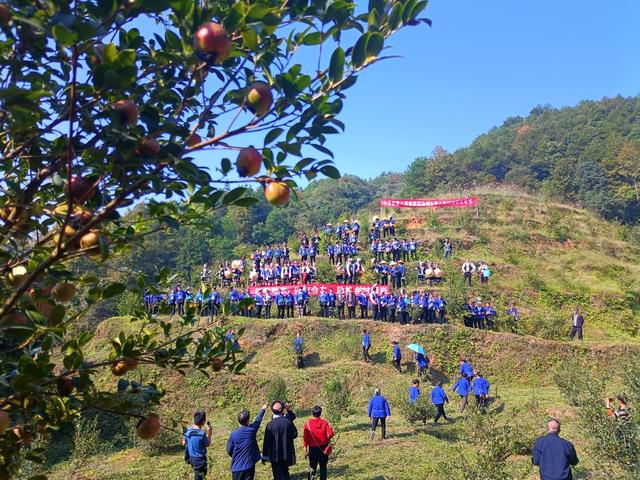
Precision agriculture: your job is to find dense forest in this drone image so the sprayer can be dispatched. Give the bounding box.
[401,95,640,223]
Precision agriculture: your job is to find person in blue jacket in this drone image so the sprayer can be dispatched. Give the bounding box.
[472,373,491,413]
[276,290,286,319]
[451,373,471,412]
[195,289,204,316]
[319,290,329,317]
[253,290,264,319]
[357,292,368,319]
[392,340,402,372]
[416,352,429,376]
[183,410,213,480]
[409,379,421,404]
[532,419,579,480]
[226,403,268,480]
[368,388,391,440]
[285,291,295,318]
[459,359,474,379]
[361,328,372,364]
[175,286,186,316]
[431,382,450,424]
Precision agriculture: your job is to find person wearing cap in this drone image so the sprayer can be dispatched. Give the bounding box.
[532,418,579,480]
[262,401,298,480]
[368,388,391,440]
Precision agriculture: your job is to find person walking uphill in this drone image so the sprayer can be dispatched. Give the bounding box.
[303,406,335,480]
[361,329,373,364]
[532,418,579,480]
[431,382,450,424]
[368,388,391,440]
[183,410,213,480]
[451,374,471,412]
[227,404,268,480]
[262,401,298,480]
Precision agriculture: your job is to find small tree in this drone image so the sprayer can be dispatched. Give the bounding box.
[0,1,431,476]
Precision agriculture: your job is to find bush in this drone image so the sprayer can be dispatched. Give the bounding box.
[324,375,354,424]
[398,395,435,425]
[267,377,289,404]
[553,358,640,479]
[116,290,142,316]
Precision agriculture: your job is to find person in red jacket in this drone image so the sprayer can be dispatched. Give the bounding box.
[302,405,335,480]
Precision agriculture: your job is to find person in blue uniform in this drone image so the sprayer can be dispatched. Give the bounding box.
[253,290,264,318]
[183,410,213,480]
[357,292,368,319]
[431,382,450,424]
[368,388,391,440]
[276,290,286,319]
[472,373,490,413]
[361,329,372,363]
[226,404,268,480]
[451,373,471,412]
[392,341,402,372]
[285,290,295,318]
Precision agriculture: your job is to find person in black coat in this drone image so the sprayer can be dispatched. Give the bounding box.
[569,306,584,341]
[532,418,579,480]
[262,401,298,480]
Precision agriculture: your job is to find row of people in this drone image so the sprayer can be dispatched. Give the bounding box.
[247,262,319,286]
[322,219,361,241]
[369,216,397,240]
[463,300,499,329]
[369,238,418,261]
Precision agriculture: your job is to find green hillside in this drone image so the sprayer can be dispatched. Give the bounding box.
[401,96,640,224]
[45,317,639,480]
[41,189,640,479]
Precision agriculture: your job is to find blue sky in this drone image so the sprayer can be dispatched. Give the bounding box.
[321,0,640,178]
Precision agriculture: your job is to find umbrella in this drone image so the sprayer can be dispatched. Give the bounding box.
[406,343,425,355]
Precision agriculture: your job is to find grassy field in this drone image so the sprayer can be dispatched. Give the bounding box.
[45,189,640,479]
[47,316,639,480]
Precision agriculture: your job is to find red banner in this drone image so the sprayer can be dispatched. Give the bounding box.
[247,283,390,297]
[380,196,478,209]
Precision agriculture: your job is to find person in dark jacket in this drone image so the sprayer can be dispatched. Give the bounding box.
[532,419,579,480]
[368,388,391,440]
[431,382,450,424]
[392,340,402,372]
[227,403,268,480]
[183,410,213,480]
[262,401,298,480]
[569,306,584,341]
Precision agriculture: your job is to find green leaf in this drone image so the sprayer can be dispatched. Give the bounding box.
[320,165,341,179]
[367,32,384,57]
[264,128,284,145]
[242,29,258,50]
[160,215,180,229]
[233,197,259,207]
[329,47,345,83]
[223,188,248,205]
[389,2,404,29]
[103,283,126,299]
[352,33,370,67]
[51,24,78,46]
[49,305,66,326]
[302,31,323,46]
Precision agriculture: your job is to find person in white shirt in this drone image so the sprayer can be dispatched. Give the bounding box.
[461,260,476,286]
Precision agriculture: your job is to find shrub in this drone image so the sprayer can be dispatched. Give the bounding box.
[267,377,289,404]
[324,375,354,424]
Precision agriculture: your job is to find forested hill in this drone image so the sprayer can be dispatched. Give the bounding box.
[401,95,640,223]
